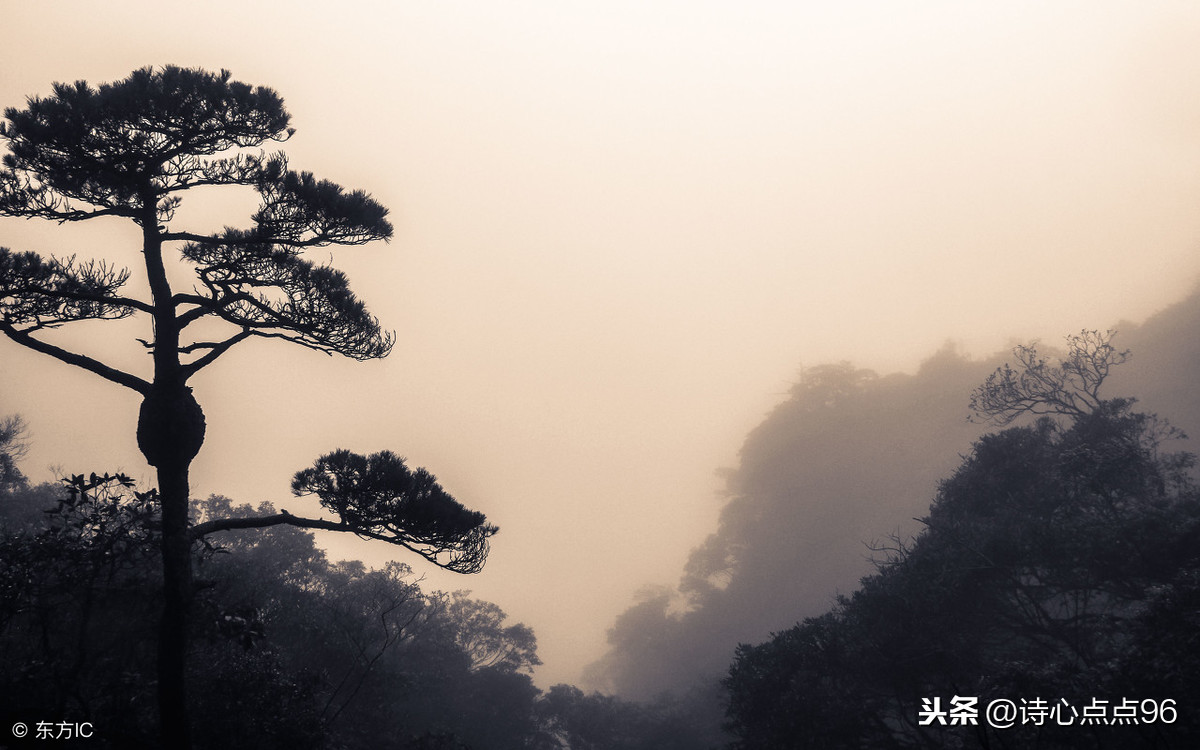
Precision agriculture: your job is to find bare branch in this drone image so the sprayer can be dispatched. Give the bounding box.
[969,330,1129,426]
[0,322,150,394]
[180,329,253,377]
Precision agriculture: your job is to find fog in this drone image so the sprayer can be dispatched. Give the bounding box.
[588,289,1200,697]
[3,2,1200,690]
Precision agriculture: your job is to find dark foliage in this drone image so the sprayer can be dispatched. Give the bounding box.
[292,450,497,573]
[188,450,496,574]
[970,330,1130,425]
[0,451,708,750]
[1,471,728,749]
[2,480,539,748]
[724,336,1200,749]
[0,474,162,747]
[1,414,26,472]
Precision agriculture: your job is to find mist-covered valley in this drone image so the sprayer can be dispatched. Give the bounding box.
[6,284,1199,747]
[591,284,1200,702]
[4,4,1200,747]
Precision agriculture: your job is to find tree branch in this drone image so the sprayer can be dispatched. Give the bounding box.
[0,322,150,394]
[180,329,252,378]
[161,231,228,245]
[26,286,154,316]
[189,511,484,573]
[174,296,216,328]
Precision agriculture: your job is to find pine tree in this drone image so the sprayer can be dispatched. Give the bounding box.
[0,66,495,747]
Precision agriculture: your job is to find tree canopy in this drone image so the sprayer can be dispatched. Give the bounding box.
[191,450,497,574]
[969,329,1130,425]
[0,65,394,392]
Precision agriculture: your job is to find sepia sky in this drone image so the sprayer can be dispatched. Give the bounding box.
[3,1,1200,688]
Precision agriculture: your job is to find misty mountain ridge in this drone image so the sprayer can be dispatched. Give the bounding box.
[587,282,1200,700]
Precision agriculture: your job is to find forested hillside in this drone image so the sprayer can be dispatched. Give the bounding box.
[725,331,1200,747]
[591,286,1200,707]
[4,292,1198,748]
[0,464,718,748]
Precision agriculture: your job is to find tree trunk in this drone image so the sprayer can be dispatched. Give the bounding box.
[139,385,205,750]
[136,191,208,748]
[157,459,193,750]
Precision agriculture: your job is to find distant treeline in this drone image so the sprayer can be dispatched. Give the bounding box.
[588,291,1200,748]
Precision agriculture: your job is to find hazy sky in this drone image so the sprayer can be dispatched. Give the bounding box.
[3,2,1200,687]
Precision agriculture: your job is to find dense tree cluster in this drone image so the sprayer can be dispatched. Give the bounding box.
[0,470,504,748]
[0,448,715,749]
[724,335,1200,749]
